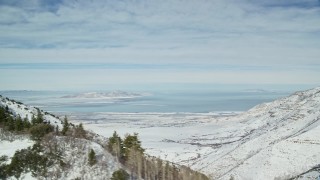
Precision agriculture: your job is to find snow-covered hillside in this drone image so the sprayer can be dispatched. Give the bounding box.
[0,135,120,180]
[79,87,320,180]
[0,96,122,180]
[0,96,62,129]
[184,87,320,179]
[41,135,120,180]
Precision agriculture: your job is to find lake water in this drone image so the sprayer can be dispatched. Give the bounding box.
[0,90,289,115]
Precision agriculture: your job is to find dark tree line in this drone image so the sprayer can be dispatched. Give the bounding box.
[0,105,44,134]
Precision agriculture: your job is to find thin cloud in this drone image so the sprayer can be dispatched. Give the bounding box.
[0,0,319,49]
[0,0,319,89]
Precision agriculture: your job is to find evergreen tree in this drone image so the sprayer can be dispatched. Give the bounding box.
[15,116,23,131]
[6,154,23,179]
[36,109,44,124]
[88,149,97,166]
[0,107,5,124]
[108,131,124,160]
[0,156,8,179]
[61,116,69,136]
[7,116,15,131]
[123,133,144,158]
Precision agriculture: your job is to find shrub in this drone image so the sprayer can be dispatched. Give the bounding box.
[74,123,86,138]
[111,169,129,180]
[0,156,8,179]
[5,143,56,178]
[29,124,54,141]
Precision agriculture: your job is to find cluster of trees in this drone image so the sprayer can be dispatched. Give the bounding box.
[59,116,86,139]
[0,104,60,179]
[0,105,57,141]
[0,112,90,179]
[108,131,209,180]
[0,105,31,132]
[0,143,59,179]
[108,131,144,163]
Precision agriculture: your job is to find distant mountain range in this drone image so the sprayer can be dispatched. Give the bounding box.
[241,89,278,93]
[61,91,150,99]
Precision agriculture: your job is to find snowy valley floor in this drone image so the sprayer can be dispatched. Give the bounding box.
[69,88,320,180]
[70,112,239,164]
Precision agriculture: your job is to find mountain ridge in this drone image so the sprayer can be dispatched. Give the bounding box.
[184,87,320,179]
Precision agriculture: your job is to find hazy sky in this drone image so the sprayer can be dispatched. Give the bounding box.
[0,0,319,90]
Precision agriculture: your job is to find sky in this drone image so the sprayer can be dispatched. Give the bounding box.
[0,0,319,91]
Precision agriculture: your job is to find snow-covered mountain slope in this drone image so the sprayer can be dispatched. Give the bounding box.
[0,96,122,180]
[79,87,320,180]
[0,96,62,128]
[41,135,120,180]
[0,133,121,180]
[179,87,320,179]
